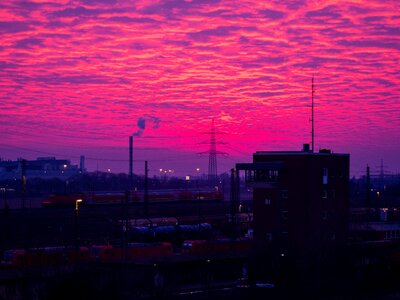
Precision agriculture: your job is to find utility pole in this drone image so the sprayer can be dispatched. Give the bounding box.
[21,159,27,210]
[311,76,315,153]
[208,119,218,184]
[144,160,149,219]
[198,118,227,187]
[129,136,133,189]
[366,165,371,208]
[230,168,239,238]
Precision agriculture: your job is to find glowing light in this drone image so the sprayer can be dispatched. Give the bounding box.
[75,199,83,211]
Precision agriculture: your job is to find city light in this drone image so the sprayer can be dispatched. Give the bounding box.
[75,199,83,211]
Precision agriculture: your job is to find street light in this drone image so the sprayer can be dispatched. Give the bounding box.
[75,198,83,212]
[75,199,83,262]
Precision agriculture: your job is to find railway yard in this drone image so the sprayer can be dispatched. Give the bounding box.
[0,197,257,299]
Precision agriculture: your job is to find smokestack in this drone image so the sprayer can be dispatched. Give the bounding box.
[129,136,133,181]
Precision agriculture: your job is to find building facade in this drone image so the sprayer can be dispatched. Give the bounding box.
[237,145,350,286]
[0,157,82,180]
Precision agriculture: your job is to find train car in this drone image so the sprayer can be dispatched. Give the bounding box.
[182,240,207,255]
[42,194,85,208]
[89,245,115,262]
[1,249,28,268]
[88,242,174,263]
[181,238,251,257]
[125,242,174,259]
[1,246,90,268]
[65,246,90,264]
[27,246,68,267]
[133,188,224,203]
[85,192,125,205]
[42,187,223,207]
[127,223,212,243]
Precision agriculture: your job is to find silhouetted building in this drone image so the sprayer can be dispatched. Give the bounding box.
[0,157,81,180]
[237,144,350,287]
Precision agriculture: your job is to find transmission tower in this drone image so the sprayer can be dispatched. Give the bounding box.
[198,118,227,186]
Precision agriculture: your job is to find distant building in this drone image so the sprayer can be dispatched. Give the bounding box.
[237,144,350,287]
[0,157,83,180]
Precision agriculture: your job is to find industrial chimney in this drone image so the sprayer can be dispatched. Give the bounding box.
[129,136,133,180]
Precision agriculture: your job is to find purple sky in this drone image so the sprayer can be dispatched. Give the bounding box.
[0,0,399,178]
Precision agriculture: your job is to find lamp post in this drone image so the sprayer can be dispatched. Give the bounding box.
[195,168,201,222]
[1,187,7,210]
[75,199,83,262]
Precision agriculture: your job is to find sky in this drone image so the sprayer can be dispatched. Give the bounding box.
[0,0,399,178]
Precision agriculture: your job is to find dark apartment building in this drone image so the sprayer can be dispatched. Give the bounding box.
[237,144,350,287]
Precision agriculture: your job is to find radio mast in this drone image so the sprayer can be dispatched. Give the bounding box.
[311,76,315,152]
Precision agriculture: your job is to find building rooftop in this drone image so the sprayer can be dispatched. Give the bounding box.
[254,145,349,157]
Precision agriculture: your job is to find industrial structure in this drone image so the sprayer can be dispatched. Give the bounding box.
[198,119,227,186]
[0,157,83,180]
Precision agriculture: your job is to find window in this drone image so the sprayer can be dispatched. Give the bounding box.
[322,189,328,199]
[281,190,288,199]
[322,168,328,185]
[265,198,271,205]
[266,233,272,241]
[281,211,288,220]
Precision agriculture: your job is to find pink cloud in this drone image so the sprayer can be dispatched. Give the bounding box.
[0,0,399,176]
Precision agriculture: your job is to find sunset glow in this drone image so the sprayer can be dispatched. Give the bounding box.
[1,0,399,176]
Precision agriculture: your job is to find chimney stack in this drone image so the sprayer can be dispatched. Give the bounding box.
[129,136,133,180]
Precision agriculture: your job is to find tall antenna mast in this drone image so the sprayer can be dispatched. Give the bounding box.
[311,75,315,152]
[208,118,217,184]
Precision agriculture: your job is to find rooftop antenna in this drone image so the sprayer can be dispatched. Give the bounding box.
[311,75,315,153]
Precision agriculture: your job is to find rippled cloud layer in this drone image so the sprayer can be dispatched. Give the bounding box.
[0,0,399,175]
